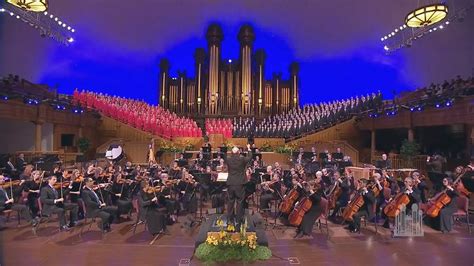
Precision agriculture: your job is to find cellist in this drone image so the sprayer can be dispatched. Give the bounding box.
[329,170,352,220]
[345,179,376,233]
[294,180,324,238]
[382,177,421,229]
[424,177,458,233]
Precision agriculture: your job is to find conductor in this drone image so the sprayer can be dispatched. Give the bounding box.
[225,144,252,224]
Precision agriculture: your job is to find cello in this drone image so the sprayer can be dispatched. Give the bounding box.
[279,184,301,214]
[342,189,365,222]
[383,192,410,218]
[425,170,467,218]
[288,183,313,226]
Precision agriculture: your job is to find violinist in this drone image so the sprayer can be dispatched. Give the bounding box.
[81,178,117,232]
[253,155,263,169]
[40,175,79,231]
[273,162,283,177]
[0,174,39,228]
[260,170,282,213]
[139,180,167,236]
[329,170,351,220]
[176,168,198,214]
[425,178,458,233]
[382,177,421,229]
[23,170,44,217]
[86,163,96,178]
[124,161,134,179]
[169,161,182,180]
[110,173,133,219]
[346,179,376,233]
[216,158,227,172]
[295,180,324,238]
[157,173,178,222]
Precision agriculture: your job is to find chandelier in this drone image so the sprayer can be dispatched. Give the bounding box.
[405,3,448,28]
[6,0,48,12]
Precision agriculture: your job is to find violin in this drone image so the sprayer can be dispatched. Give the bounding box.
[92,182,111,190]
[144,186,164,194]
[0,179,22,188]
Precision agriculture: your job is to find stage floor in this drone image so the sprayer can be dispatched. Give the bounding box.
[1,208,474,266]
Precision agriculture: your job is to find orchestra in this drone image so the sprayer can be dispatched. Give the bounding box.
[0,144,472,240]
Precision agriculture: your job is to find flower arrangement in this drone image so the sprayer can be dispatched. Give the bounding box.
[195,217,271,263]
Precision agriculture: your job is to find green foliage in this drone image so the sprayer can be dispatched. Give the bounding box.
[259,142,273,152]
[275,145,296,154]
[159,143,181,153]
[77,137,90,153]
[195,243,272,263]
[400,139,421,158]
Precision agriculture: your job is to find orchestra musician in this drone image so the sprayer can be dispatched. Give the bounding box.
[346,179,376,233]
[81,178,118,232]
[23,170,44,218]
[40,175,79,231]
[424,177,459,233]
[260,170,283,213]
[169,161,182,180]
[0,174,39,228]
[376,153,392,169]
[382,177,421,228]
[157,173,178,222]
[15,153,27,174]
[295,180,324,238]
[225,144,252,224]
[371,173,385,217]
[138,180,167,236]
[329,170,351,219]
[412,171,428,203]
[110,173,133,219]
[175,168,198,214]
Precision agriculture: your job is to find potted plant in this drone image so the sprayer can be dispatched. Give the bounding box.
[76,137,90,162]
[400,139,421,167]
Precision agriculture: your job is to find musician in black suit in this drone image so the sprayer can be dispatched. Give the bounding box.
[5,156,17,179]
[382,177,421,228]
[225,144,252,224]
[329,171,352,219]
[295,180,324,238]
[376,153,392,169]
[81,178,118,232]
[347,179,376,233]
[15,154,27,173]
[0,175,39,227]
[138,180,167,236]
[40,176,78,231]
